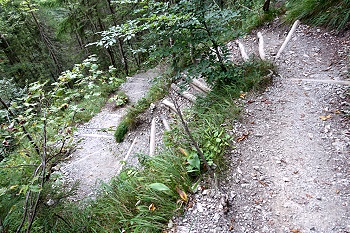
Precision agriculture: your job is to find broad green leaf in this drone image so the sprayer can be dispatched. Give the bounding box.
[29,185,42,193]
[148,183,170,191]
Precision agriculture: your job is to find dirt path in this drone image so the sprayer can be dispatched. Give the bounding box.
[61,67,163,199]
[172,21,350,232]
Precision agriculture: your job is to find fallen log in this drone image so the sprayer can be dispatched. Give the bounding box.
[276,20,300,59]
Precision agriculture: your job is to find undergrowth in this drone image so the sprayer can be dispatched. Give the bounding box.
[285,0,350,31]
[228,0,286,33]
[19,59,275,233]
[35,152,192,233]
[165,59,275,174]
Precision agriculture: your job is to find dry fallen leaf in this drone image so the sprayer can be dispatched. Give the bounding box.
[290,229,301,233]
[258,180,268,187]
[237,132,250,142]
[319,115,332,121]
[148,203,156,211]
[239,93,246,99]
[306,194,313,198]
[229,225,234,231]
[336,189,340,194]
[176,187,188,202]
[179,148,188,156]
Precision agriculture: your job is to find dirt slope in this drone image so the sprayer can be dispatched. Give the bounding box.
[172,20,350,233]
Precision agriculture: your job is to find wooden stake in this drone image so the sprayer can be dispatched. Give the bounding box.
[161,99,177,113]
[276,20,300,59]
[149,118,156,156]
[162,117,171,131]
[117,136,137,174]
[257,32,266,60]
[191,79,211,93]
[236,40,249,61]
[171,83,197,102]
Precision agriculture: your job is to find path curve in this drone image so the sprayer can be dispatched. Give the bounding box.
[172,20,349,233]
[61,67,163,199]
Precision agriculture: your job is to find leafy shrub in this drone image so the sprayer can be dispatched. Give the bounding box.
[109,91,129,107]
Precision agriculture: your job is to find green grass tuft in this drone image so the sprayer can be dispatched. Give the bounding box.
[114,70,171,143]
[285,0,350,31]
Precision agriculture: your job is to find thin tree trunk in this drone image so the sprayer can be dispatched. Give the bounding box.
[118,38,129,75]
[106,0,130,74]
[27,4,62,76]
[202,19,227,72]
[263,0,271,11]
[170,95,211,172]
[0,34,21,65]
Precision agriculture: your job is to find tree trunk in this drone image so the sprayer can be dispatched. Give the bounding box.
[27,4,62,77]
[263,0,271,11]
[0,34,21,65]
[106,0,130,74]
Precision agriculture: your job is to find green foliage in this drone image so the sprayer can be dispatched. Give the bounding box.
[226,0,285,32]
[165,59,274,173]
[96,0,240,86]
[87,152,191,232]
[285,0,350,31]
[115,120,130,142]
[36,152,191,233]
[0,56,121,232]
[109,91,129,107]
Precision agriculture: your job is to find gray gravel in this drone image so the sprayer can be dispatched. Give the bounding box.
[170,20,350,233]
[59,66,164,199]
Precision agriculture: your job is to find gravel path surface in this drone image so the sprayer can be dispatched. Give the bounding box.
[60,67,163,199]
[171,20,350,233]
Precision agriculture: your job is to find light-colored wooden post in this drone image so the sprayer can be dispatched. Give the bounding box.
[276,20,300,58]
[236,40,249,61]
[149,118,156,156]
[162,99,177,113]
[162,117,171,131]
[257,32,266,60]
[191,79,211,93]
[171,83,197,102]
[117,136,137,174]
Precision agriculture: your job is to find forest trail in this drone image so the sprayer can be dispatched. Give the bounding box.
[61,67,163,199]
[172,21,350,232]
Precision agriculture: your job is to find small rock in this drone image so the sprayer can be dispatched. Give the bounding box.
[197,202,204,212]
[283,177,290,182]
[202,189,210,195]
[213,213,221,222]
[168,219,174,228]
[47,199,55,206]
